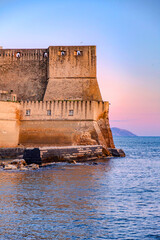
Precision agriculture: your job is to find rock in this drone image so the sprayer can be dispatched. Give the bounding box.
[4,164,17,170]
[73,132,97,145]
[0,162,5,168]
[96,115,115,148]
[93,162,98,165]
[23,148,41,165]
[117,149,126,157]
[11,159,27,166]
[102,147,112,157]
[19,166,28,171]
[108,148,125,157]
[28,164,39,170]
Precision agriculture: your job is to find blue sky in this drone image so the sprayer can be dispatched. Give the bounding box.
[0,0,160,135]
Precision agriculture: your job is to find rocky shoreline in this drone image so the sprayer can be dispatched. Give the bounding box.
[0,145,125,171]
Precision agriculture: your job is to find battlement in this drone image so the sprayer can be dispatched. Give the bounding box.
[20,100,109,121]
[0,49,48,61]
[0,45,102,102]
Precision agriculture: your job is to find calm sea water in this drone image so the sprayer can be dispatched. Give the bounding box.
[0,137,160,240]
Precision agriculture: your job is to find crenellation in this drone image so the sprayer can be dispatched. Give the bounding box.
[19,100,108,121]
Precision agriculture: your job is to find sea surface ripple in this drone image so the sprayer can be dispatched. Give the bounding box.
[0,137,160,239]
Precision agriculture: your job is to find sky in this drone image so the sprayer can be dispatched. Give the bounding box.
[0,0,160,136]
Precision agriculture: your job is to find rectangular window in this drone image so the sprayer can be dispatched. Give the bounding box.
[26,109,31,116]
[47,110,51,116]
[69,110,74,116]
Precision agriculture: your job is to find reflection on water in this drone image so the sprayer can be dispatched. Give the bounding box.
[0,137,160,239]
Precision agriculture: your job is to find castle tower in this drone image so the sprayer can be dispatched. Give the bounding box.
[43,46,102,101]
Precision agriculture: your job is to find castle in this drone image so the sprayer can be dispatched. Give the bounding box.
[0,46,115,149]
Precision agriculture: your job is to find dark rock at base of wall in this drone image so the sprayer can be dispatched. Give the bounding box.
[23,148,41,165]
[107,148,126,157]
[23,146,103,165]
[0,148,25,159]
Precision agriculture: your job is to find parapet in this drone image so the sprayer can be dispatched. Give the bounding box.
[20,100,109,121]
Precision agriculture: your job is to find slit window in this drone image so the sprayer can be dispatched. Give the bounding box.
[16,52,21,58]
[47,110,51,116]
[69,110,74,116]
[44,52,48,58]
[26,109,31,116]
[74,50,82,56]
[58,50,66,56]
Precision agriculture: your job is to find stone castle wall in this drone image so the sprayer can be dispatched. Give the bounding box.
[20,100,108,121]
[44,46,102,101]
[0,45,115,149]
[0,49,48,101]
[0,101,21,147]
[0,46,102,102]
[19,100,110,146]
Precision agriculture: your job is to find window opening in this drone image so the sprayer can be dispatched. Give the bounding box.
[69,110,74,116]
[26,109,31,116]
[16,52,21,58]
[47,110,51,116]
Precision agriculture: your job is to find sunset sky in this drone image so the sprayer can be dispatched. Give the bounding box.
[0,0,160,136]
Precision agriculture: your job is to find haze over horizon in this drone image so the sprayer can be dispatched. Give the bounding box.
[0,0,160,136]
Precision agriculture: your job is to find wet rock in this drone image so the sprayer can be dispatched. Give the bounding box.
[19,166,28,171]
[93,162,98,165]
[117,149,126,157]
[11,159,27,166]
[102,148,112,157]
[108,148,125,157]
[23,148,41,165]
[28,164,39,170]
[0,162,5,168]
[4,164,17,170]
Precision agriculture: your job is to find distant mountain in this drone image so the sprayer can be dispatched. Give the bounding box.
[111,127,137,137]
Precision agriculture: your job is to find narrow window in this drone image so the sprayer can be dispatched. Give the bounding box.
[26,109,31,116]
[74,50,82,56]
[77,50,82,56]
[69,110,74,116]
[58,50,66,56]
[16,52,21,58]
[44,52,48,57]
[47,110,51,116]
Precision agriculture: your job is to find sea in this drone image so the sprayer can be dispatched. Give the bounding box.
[0,137,159,240]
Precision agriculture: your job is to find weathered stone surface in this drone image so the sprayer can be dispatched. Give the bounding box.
[108,148,125,157]
[73,132,97,146]
[4,164,17,170]
[19,166,28,171]
[102,147,112,157]
[23,148,41,165]
[28,164,39,170]
[96,110,115,149]
[11,159,26,166]
[0,49,48,101]
[117,149,126,157]
[0,147,25,159]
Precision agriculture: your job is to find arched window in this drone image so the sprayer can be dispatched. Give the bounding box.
[16,52,21,58]
[44,52,48,58]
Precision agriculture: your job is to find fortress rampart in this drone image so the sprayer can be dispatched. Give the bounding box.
[0,46,102,101]
[0,48,48,101]
[20,100,108,121]
[0,45,114,149]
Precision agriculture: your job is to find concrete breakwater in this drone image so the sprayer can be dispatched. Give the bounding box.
[0,145,125,165]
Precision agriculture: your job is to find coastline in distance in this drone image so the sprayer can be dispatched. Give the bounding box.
[111,127,137,137]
